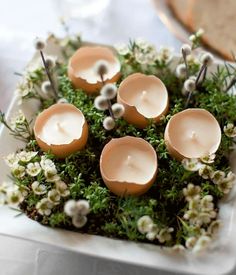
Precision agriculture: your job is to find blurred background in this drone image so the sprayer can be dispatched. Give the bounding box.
[0,0,235,274]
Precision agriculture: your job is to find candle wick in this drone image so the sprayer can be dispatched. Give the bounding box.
[190,131,196,139]
[56,122,65,132]
[141,90,148,101]
[127,155,132,166]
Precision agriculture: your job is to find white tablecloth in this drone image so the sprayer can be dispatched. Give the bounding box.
[0,1,234,275]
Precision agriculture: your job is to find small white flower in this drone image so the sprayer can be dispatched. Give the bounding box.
[137,215,153,234]
[189,197,200,210]
[26,162,41,177]
[198,165,213,179]
[40,156,56,171]
[72,214,87,228]
[200,195,214,211]
[135,38,150,50]
[111,103,125,118]
[4,153,18,167]
[11,164,25,178]
[187,55,200,66]
[158,46,173,63]
[223,123,236,137]
[207,220,222,235]
[0,181,15,192]
[6,189,24,206]
[184,79,196,92]
[31,181,47,195]
[44,168,60,182]
[76,200,90,216]
[18,185,29,197]
[146,231,157,241]
[226,171,236,182]
[197,212,212,225]
[64,200,78,217]
[196,28,204,37]
[183,209,198,223]
[57,98,68,104]
[192,235,211,254]
[15,83,30,98]
[44,55,56,69]
[157,227,173,243]
[183,184,201,201]
[94,95,109,111]
[36,198,53,216]
[134,51,148,64]
[115,43,130,55]
[34,37,45,50]
[93,60,109,76]
[189,34,195,42]
[103,116,115,131]
[210,170,225,184]
[172,244,185,253]
[10,110,26,130]
[41,81,52,94]
[217,178,234,194]
[200,153,215,164]
[181,44,191,56]
[200,52,214,66]
[48,189,60,205]
[182,158,203,171]
[55,180,70,197]
[185,236,197,249]
[17,151,38,163]
[100,83,117,100]
[176,64,187,79]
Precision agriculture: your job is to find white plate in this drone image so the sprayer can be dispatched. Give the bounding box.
[0,37,236,275]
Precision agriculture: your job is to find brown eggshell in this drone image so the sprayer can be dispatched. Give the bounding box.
[100,136,158,196]
[164,108,221,161]
[68,46,121,94]
[117,73,169,128]
[34,103,88,158]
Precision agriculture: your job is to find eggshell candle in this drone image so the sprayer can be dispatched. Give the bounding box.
[117,73,169,128]
[164,108,221,160]
[34,103,88,158]
[68,46,121,93]
[100,136,158,196]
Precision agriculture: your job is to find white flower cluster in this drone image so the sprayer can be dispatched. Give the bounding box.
[10,110,26,130]
[137,215,173,243]
[35,156,70,216]
[15,80,34,105]
[133,39,159,65]
[0,181,26,206]
[224,123,236,138]
[181,183,222,254]
[64,199,90,228]
[182,155,236,194]
[189,29,204,44]
[4,152,70,216]
[116,39,173,66]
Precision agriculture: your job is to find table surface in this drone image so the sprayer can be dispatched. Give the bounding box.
[0,1,233,275]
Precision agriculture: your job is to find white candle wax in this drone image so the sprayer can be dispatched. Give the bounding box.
[165,109,221,160]
[38,112,84,145]
[34,103,88,158]
[100,136,158,196]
